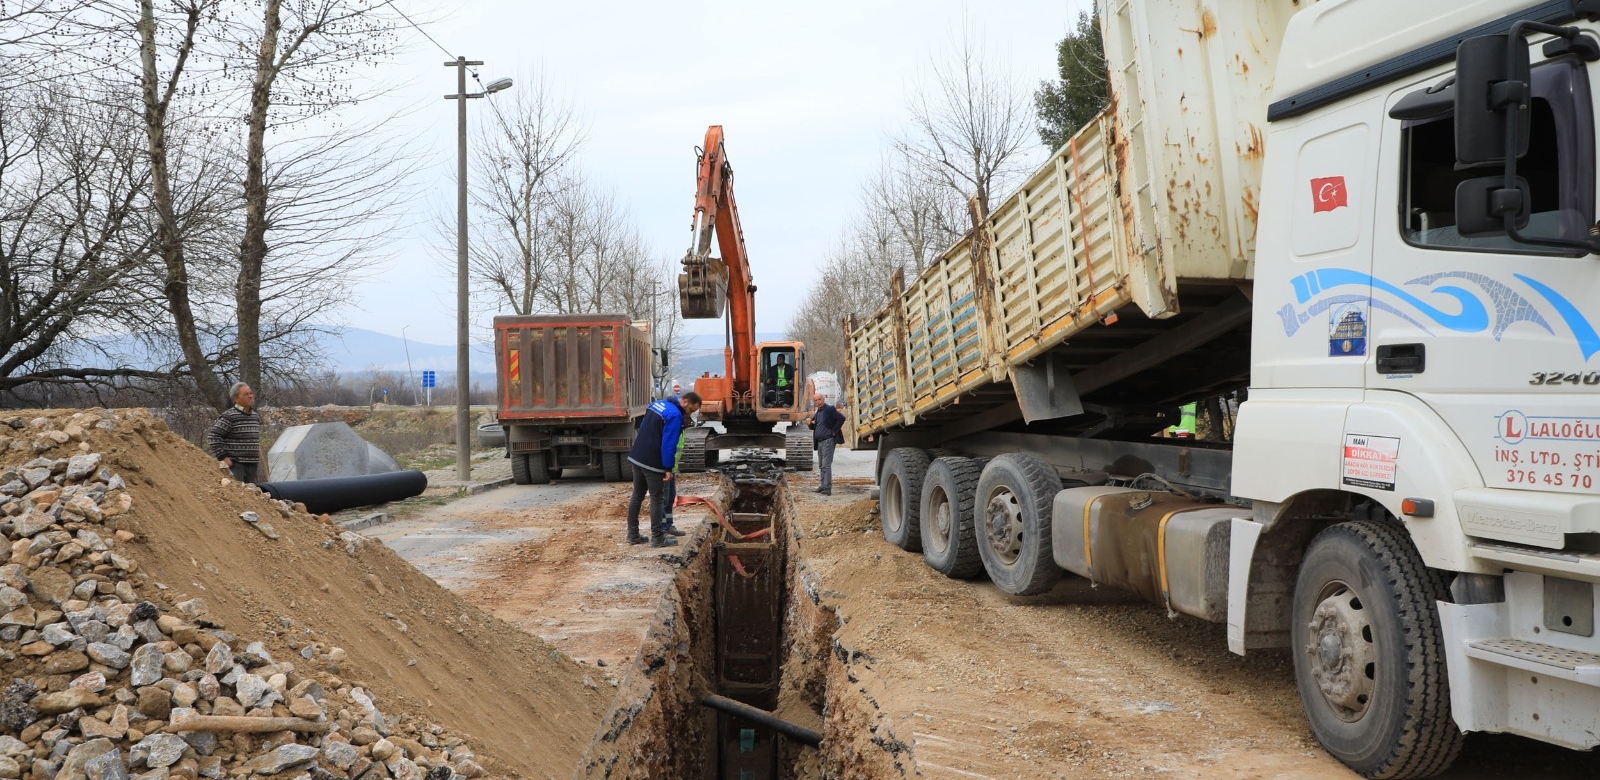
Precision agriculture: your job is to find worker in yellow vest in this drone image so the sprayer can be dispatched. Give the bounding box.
[765,353,795,407]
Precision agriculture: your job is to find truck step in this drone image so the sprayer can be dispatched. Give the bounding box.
[1467,637,1600,685]
[1468,542,1600,581]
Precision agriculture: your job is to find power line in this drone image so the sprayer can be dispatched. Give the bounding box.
[385,0,454,59]
[471,71,517,139]
[387,1,514,135]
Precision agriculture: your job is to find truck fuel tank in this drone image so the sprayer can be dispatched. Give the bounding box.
[1052,486,1237,623]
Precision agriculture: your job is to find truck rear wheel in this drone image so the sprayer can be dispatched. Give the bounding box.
[602,451,624,482]
[974,453,1062,596]
[512,452,550,485]
[919,457,984,579]
[879,448,931,551]
[1292,521,1462,779]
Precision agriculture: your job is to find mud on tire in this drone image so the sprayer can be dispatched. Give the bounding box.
[974,453,1062,596]
[919,457,985,579]
[878,447,931,551]
[1292,520,1463,779]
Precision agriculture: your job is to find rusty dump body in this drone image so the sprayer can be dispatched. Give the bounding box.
[493,314,653,481]
[846,0,1295,446]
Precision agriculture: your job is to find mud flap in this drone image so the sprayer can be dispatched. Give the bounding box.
[1007,352,1084,424]
[1228,517,1263,656]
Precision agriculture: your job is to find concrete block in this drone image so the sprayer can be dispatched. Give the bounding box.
[266,422,400,482]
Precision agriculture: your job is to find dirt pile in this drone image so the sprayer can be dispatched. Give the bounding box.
[0,409,609,780]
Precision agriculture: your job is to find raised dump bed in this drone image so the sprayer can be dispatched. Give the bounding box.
[848,0,1295,442]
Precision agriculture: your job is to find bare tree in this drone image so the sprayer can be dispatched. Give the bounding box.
[0,74,170,392]
[467,69,586,316]
[897,22,1038,211]
[787,236,899,374]
[134,0,232,407]
[866,151,962,274]
[232,0,407,395]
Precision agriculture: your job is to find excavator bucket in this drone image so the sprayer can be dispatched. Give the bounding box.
[679,253,728,319]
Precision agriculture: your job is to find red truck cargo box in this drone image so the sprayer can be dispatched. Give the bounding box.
[494,315,652,422]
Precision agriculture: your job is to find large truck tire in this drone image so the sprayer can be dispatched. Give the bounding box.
[879,448,931,551]
[512,452,551,485]
[1291,521,1462,779]
[919,457,985,579]
[974,453,1062,596]
[602,451,625,482]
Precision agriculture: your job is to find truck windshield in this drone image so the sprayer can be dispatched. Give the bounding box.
[1400,58,1594,252]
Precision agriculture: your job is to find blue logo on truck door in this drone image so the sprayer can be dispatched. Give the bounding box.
[1278,269,1600,360]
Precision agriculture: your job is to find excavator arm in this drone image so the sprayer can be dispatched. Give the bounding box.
[679,125,756,397]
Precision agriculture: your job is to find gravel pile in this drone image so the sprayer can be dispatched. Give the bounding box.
[0,411,491,780]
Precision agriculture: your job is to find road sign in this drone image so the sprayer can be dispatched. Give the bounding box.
[422,370,436,388]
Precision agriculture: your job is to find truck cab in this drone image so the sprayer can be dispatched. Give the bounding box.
[1238,0,1600,761]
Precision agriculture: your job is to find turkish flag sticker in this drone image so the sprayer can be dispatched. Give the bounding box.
[1312,176,1348,213]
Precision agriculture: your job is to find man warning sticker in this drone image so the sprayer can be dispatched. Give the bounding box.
[1343,434,1400,491]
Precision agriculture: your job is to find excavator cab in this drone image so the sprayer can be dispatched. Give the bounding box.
[758,345,800,411]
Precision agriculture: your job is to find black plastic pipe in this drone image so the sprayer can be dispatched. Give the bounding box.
[257,470,428,515]
[699,694,821,747]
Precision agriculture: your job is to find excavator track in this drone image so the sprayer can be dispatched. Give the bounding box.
[785,427,814,472]
[682,426,712,473]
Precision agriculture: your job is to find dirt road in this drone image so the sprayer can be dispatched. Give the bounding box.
[367,469,726,670]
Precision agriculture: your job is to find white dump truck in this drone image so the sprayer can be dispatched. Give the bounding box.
[845,0,1600,775]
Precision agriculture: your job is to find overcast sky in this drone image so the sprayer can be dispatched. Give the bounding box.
[353,0,1090,348]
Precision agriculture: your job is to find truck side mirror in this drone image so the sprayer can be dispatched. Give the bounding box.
[1455,175,1531,236]
[1454,34,1531,165]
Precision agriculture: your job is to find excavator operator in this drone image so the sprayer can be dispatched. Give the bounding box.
[764,353,795,407]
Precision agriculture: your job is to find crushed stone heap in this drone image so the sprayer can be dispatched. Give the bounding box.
[0,410,610,780]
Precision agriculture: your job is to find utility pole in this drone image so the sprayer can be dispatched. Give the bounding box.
[446,57,480,482]
[444,58,511,481]
[401,325,417,405]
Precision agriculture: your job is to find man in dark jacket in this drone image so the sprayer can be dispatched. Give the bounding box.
[627,391,702,547]
[807,392,846,495]
[207,383,262,483]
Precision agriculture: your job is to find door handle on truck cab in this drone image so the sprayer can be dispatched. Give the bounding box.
[1376,343,1425,374]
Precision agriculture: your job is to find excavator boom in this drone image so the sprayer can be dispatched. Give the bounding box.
[678,125,756,396]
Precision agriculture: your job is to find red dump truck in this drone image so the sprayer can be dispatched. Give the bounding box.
[493,314,655,484]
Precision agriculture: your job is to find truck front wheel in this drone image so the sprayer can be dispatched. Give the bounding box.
[879,448,931,551]
[974,453,1062,596]
[1292,521,1462,779]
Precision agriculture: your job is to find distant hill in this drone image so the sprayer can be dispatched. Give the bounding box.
[313,328,494,375]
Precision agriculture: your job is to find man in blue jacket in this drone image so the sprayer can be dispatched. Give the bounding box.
[807,391,846,495]
[627,391,702,547]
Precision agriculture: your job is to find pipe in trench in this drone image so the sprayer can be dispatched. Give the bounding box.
[699,694,822,748]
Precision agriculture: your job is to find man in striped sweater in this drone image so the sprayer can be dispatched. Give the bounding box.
[208,383,263,483]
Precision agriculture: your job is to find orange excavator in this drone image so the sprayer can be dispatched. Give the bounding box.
[676,125,812,471]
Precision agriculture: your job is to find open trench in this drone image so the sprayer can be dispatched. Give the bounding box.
[572,465,897,780]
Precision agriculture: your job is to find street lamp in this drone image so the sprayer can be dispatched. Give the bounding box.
[445,58,512,481]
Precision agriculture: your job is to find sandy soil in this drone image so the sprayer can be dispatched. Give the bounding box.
[15,409,612,779]
[781,469,1595,780]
